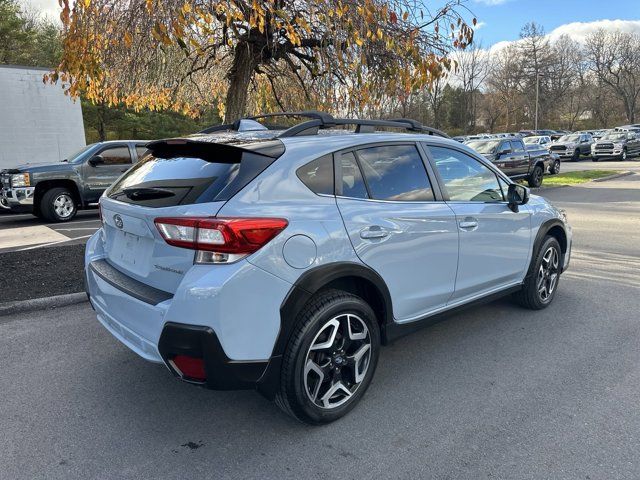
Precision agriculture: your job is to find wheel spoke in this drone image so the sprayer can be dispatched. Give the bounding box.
[320,381,352,409]
[304,359,326,402]
[347,314,367,341]
[348,344,371,384]
[310,318,340,351]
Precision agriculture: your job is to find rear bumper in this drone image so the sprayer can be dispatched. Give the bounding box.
[85,230,291,391]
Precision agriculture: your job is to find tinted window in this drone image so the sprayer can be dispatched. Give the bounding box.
[429,146,504,202]
[355,145,434,201]
[99,146,132,165]
[339,152,368,199]
[296,154,333,195]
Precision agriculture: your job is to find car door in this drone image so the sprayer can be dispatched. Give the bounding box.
[82,144,134,202]
[509,139,530,175]
[424,144,532,303]
[494,140,518,176]
[335,143,459,321]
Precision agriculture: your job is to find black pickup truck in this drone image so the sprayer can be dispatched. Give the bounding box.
[465,137,555,188]
[1,140,149,222]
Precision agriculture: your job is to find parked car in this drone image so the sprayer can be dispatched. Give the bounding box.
[85,112,572,425]
[523,135,552,148]
[0,141,149,222]
[465,137,553,187]
[549,133,593,161]
[591,131,640,161]
[550,130,570,141]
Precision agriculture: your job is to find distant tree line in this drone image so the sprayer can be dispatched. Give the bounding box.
[1,0,639,139]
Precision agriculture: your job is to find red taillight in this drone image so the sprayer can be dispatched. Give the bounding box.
[154,217,288,254]
[170,355,206,381]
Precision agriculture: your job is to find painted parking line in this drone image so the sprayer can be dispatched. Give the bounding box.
[0,225,69,249]
[17,234,93,251]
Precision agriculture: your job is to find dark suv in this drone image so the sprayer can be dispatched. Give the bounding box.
[1,140,149,222]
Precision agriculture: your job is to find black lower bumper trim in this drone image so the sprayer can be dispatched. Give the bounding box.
[158,322,268,390]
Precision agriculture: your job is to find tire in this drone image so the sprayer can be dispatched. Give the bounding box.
[40,187,78,222]
[275,289,380,425]
[550,159,561,174]
[513,236,562,310]
[527,165,544,188]
[572,149,580,162]
[621,149,627,161]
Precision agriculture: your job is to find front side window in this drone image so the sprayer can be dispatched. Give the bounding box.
[99,146,132,165]
[428,146,504,202]
[355,145,434,201]
[511,140,525,152]
[296,154,334,195]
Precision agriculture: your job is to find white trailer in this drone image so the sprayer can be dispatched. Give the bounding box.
[0,65,86,170]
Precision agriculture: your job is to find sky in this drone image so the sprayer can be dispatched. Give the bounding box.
[19,0,640,49]
[468,0,640,48]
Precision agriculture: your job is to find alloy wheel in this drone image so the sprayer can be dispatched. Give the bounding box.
[537,246,559,302]
[53,193,75,219]
[303,313,372,409]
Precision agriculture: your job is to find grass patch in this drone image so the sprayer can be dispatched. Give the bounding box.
[541,170,619,187]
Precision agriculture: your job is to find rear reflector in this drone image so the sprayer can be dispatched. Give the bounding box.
[170,355,206,381]
[154,217,288,254]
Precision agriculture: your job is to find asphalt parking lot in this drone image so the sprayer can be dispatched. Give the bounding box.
[1,174,639,479]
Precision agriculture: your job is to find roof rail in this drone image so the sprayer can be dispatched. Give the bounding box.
[198,111,449,138]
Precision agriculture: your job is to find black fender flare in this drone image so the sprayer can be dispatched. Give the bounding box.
[526,218,567,279]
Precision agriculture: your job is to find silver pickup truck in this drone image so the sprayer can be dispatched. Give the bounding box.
[1,140,149,222]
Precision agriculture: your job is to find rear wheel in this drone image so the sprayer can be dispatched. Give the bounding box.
[527,165,544,188]
[550,159,561,174]
[513,236,562,310]
[40,187,77,222]
[275,289,380,425]
[621,148,628,161]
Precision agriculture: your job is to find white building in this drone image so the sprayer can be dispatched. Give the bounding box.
[0,65,85,169]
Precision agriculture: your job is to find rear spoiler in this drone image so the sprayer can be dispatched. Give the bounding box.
[146,138,285,162]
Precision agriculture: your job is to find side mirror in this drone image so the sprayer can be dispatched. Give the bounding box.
[88,155,104,166]
[507,183,530,212]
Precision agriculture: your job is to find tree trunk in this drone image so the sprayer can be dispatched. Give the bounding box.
[97,102,107,142]
[224,42,257,123]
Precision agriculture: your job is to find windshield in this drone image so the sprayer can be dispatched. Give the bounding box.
[466,140,502,154]
[523,137,541,144]
[66,145,95,163]
[600,133,627,141]
[558,135,580,143]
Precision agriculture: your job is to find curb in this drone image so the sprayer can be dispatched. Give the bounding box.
[591,171,634,182]
[0,292,88,317]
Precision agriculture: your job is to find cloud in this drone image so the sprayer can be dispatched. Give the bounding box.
[474,21,487,30]
[487,19,640,53]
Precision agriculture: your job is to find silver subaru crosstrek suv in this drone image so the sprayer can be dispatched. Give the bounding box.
[85,112,572,424]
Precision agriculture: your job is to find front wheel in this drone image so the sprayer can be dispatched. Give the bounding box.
[275,289,380,424]
[513,236,562,310]
[40,187,77,222]
[621,149,627,161]
[572,149,580,162]
[527,165,544,188]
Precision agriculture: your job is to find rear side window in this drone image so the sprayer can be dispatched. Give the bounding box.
[355,145,434,201]
[296,154,333,195]
[106,150,275,208]
[338,152,368,199]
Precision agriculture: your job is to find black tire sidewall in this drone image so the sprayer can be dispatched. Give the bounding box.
[529,166,543,188]
[287,295,380,424]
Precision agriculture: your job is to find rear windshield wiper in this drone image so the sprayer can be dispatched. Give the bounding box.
[121,187,176,200]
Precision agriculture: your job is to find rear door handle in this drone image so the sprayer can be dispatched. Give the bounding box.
[360,226,390,239]
[459,218,478,230]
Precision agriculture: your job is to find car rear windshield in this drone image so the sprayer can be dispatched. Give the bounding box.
[106,149,277,208]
